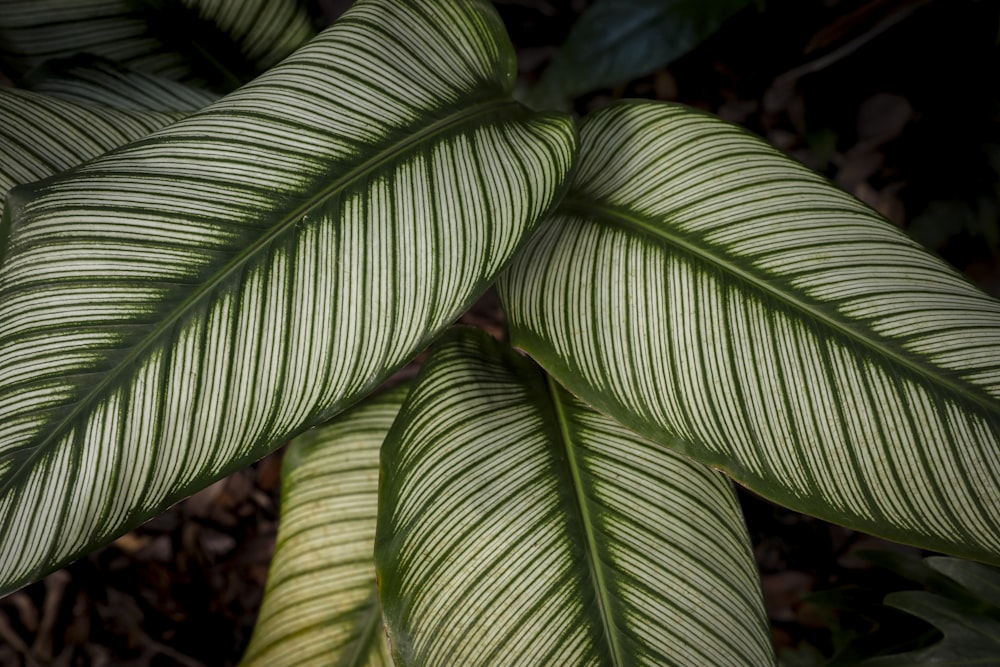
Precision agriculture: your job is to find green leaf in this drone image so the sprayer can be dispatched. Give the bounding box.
[27,56,219,112]
[499,100,1000,564]
[0,0,315,89]
[0,87,181,195]
[375,328,774,666]
[527,0,748,110]
[860,558,1000,666]
[240,385,407,667]
[0,0,576,597]
[927,556,1000,609]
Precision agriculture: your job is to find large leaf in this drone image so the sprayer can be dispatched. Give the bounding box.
[0,87,181,195]
[0,0,576,597]
[499,100,1000,564]
[375,329,773,666]
[27,56,219,112]
[527,0,748,110]
[240,385,406,667]
[0,0,315,89]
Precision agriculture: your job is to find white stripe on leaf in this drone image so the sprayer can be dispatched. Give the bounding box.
[500,100,1000,564]
[0,88,180,196]
[376,329,774,667]
[240,386,405,667]
[0,0,576,596]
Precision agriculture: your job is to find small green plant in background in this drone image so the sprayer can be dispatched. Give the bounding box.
[1,0,1000,665]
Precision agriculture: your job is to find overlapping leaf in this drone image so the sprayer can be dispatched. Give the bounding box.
[0,0,575,596]
[500,100,1000,563]
[27,56,219,112]
[240,386,406,667]
[0,87,181,196]
[0,0,314,88]
[376,329,773,666]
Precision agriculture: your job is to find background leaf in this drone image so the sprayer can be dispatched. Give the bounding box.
[527,0,749,110]
[0,0,315,90]
[499,100,1000,564]
[859,557,1000,665]
[26,55,219,112]
[240,385,406,667]
[376,328,774,666]
[0,87,181,195]
[0,0,576,597]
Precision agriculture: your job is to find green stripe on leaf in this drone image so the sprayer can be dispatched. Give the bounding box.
[240,385,406,667]
[375,328,773,666]
[0,0,576,597]
[500,100,1000,564]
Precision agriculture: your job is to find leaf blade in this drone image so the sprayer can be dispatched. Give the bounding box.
[0,0,315,87]
[240,385,407,667]
[26,56,220,112]
[0,0,576,596]
[375,329,774,666]
[500,100,1000,563]
[0,87,181,196]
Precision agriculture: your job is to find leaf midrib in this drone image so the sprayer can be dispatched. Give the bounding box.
[546,374,624,667]
[561,196,1000,419]
[4,97,520,478]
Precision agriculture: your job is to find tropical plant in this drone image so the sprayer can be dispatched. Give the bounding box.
[1,0,999,664]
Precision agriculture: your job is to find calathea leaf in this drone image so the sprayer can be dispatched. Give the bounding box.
[0,0,576,597]
[0,87,182,196]
[375,328,774,666]
[240,385,407,667]
[499,100,1000,564]
[26,55,220,113]
[0,0,315,89]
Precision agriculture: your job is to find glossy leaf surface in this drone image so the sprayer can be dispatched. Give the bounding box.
[500,100,1000,563]
[376,329,773,666]
[240,386,407,667]
[0,0,576,596]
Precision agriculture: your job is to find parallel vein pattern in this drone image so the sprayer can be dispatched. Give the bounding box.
[240,386,406,667]
[0,87,180,196]
[376,329,773,666]
[0,0,575,595]
[500,100,1000,563]
[27,56,219,113]
[0,0,313,85]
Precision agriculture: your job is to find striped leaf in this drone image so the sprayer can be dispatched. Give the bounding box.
[0,87,182,196]
[241,385,406,667]
[0,87,181,196]
[27,56,219,112]
[376,329,773,666]
[0,0,576,596]
[499,100,1000,564]
[0,0,314,89]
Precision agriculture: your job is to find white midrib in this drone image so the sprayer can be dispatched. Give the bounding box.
[560,195,1000,419]
[0,96,521,488]
[547,374,625,667]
